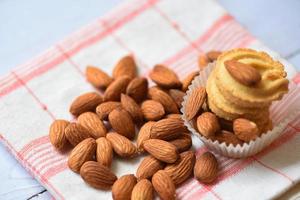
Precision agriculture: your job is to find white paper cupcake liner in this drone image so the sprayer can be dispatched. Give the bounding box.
[181,63,300,158]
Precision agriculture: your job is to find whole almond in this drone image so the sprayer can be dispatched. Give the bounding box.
[198,54,209,69]
[169,89,185,109]
[150,118,187,140]
[214,130,243,146]
[143,139,178,163]
[137,121,156,152]
[197,112,220,137]
[225,60,261,86]
[166,114,182,120]
[131,179,153,200]
[141,100,165,121]
[148,87,179,114]
[113,55,137,79]
[78,112,107,138]
[169,133,192,152]
[49,119,70,150]
[68,138,96,173]
[108,108,135,139]
[106,132,137,158]
[164,151,196,185]
[185,87,206,120]
[152,170,176,200]
[80,161,117,189]
[104,76,131,101]
[96,137,113,167]
[69,92,103,116]
[233,118,259,142]
[194,152,218,183]
[206,50,222,61]
[112,174,137,200]
[136,155,165,180]
[96,101,122,120]
[126,77,148,103]
[149,64,182,89]
[65,123,91,146]
[86,66,113,89]
[182,71,199,92]
[121,94,143,123]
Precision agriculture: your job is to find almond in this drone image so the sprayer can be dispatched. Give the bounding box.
[150,118,187,140]
[86,66,113,89]
[169,133,192,152]
[49,119,70,150]
[104,76,131,101]
[182,71,199,92]
[143,139,178,163]
[65,123,91,146]
[126,77,148,103]
[106,132,137,158]
[96,137,113,167]
[185,87,206,120]
[68,138,96,173]
[131,179,153,200]
[149,64,182,89]
[141,100,165,121]
[108,108,135,139]
[78,112,107,138]
[225,60,261,86]
[233,118,259,142]
[112,174,137,200]
[169,89,185,109]
[164,151,196,185]
[206,50,222,61]
[152,170,176,200]
[96,101,122,120]
[148,87,179,114]
[197,112,220,137]
[113,55,137,79]
[137,121,156,152]
[198,54,209,70]
[166,114,182,120]
[69,92,103,116]
[136,155,165,180]
[214,130,243,146]
[80,161,117,189]
[194,152,218,183]
[121,94,143,123]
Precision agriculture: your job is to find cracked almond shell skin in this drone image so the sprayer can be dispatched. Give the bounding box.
[141,100,165,121]
[65,123,91,146]
[194,152,218,183]
[136,155,165,180]
[80,161,117,190]
[96,137,113,167]
[149,64,182,89]
[106,132,137,158]
[96,101,122,120]
[86,66,113,89]
[152,170,176,200]
[126,77,148,103]
[185,87,206,120]
[78,112,107,138]
[131,179,153,200]
[136,121,156,152]
[69,92,103,116]
[113,55,137,80]
[150,118,187,140]
[121,94,143,123]
[49,119,70,150]
[104,76,131,101]
[112,174,137,200]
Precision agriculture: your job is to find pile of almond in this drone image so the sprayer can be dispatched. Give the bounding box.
[49,54,222,200]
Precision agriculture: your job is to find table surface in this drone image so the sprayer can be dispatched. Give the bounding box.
[0,0,300,199]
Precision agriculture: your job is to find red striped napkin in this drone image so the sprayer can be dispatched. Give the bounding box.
[0,0,299,199]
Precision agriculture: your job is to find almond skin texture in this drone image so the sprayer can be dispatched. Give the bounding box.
[80,161,117,190]
[68,138,96,173]
[233,118,259,142]
[65,123,91,146]
[96,137,113,167]
[121,94,143,123]
[136,155,165,180]
[69,92,103,116]
[225,60,261,86]
[150,118,187,140]
[182,71,199,92]
[198,54,209,70]
[149,64,182,89]
[78,112,107,138]
[143,139,178,163]
[106,132,137,158]
[141,100,165,121]
[166,113,182,120]
[169,133,192,152]
[164,150,196,185]
[152,170,176,200]
[96,101,122,120]
[49,119,70,150]
[104,76,131,101]
[86,66,113,89]
[206,50,222,61]
[214,130,243,146]
[131,179,153,200]
[136,121,156,152]
[112,174,137,200]
[148,87,179,114]
[126,77,148,103]
[194,152,218,183]
[113,55,137,79]
[185,87,206,120]
[197,112,220,137]
[108,108,135,139]
[169,89,185,109]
